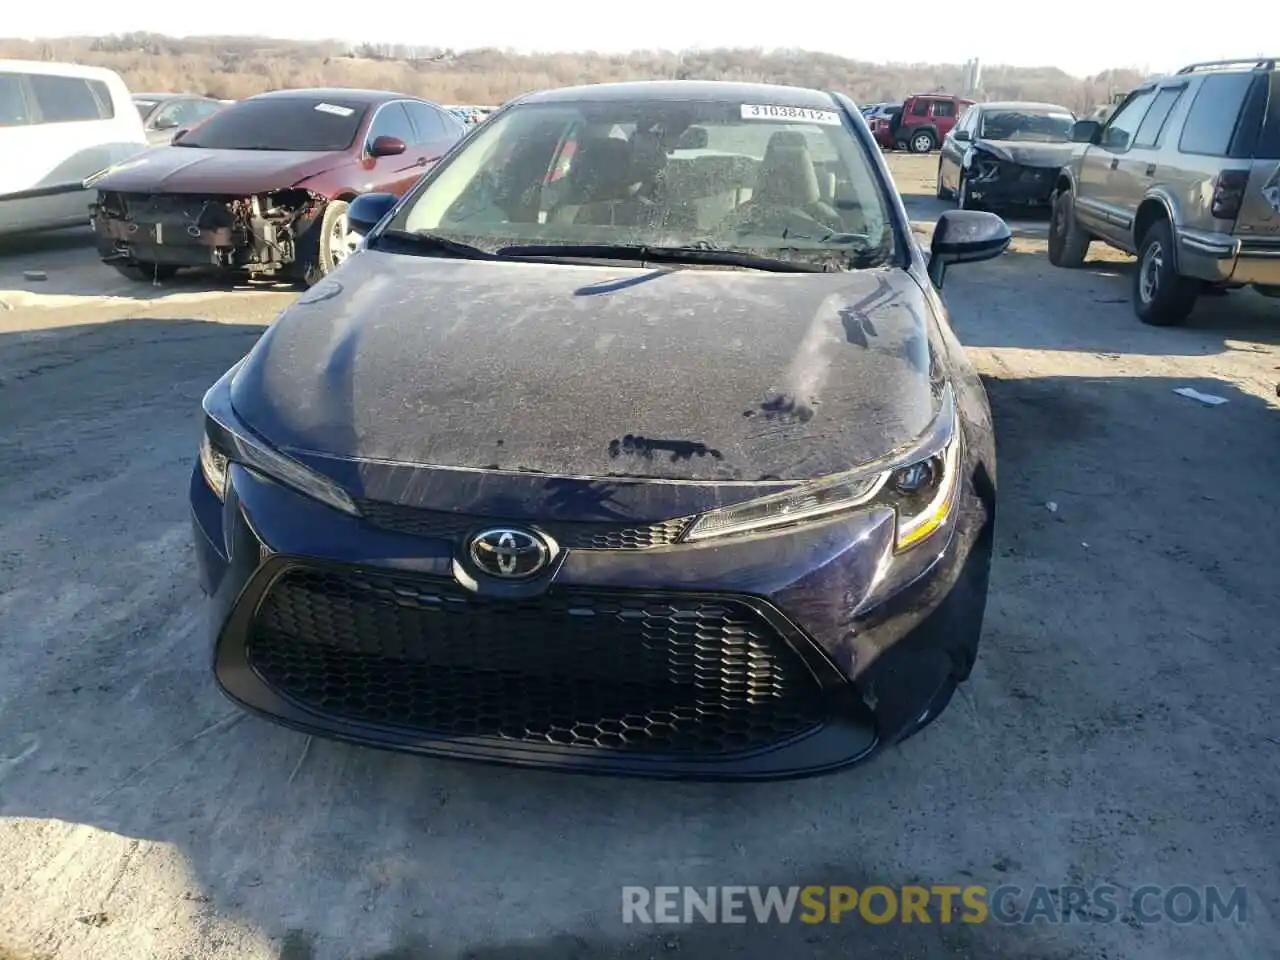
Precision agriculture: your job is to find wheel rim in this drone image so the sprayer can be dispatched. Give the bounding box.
[1139,241,1163,304]
[959,179,967,207]
[914,134,930,152]
[1052,200,1066,239]
[329,213,357,267]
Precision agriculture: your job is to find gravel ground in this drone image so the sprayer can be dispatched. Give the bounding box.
[1,152,1278,960]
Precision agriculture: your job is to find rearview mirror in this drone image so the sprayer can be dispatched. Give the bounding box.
[347,192,398,236]
[1070,120,1102,144]
[369,135,407,158]
[952,129,971,143]
[927,210,1011,288]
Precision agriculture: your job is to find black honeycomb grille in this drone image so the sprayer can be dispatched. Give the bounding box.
[246,568,825,755]
[355,500,691,550]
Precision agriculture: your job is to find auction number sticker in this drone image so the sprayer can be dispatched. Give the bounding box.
[741,104,843,125]
[314,102,355,117]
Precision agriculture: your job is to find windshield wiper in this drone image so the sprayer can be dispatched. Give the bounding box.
[377,229,498,260]
[494,243,830,273]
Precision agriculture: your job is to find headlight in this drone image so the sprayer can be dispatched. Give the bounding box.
[683,387,961,551]
[198,416,360,517]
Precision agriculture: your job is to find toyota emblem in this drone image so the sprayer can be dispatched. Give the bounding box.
[468,527,551,580]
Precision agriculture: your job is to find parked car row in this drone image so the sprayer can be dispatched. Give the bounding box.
[930,57,1280,328]
[864,93,973,153]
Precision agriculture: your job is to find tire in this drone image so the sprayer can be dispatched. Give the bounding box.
[292,199,353,287]
[1133,219,1198,326]
[909,130,936,154]
[109,260,179,282]
[956,174,980,211]
[1047,190,1090,268]
[935,163,954,200]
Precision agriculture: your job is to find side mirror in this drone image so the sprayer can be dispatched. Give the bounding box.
[368,135,407,158]
[927,210,1011,288]
[1070,120,1102,144]
[952,129,971,143]
[153,115,180,130]
[347,192,398,236]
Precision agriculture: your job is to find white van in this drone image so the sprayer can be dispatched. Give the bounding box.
[0,60,149,235]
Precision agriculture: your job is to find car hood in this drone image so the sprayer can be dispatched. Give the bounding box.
[229,250,942,483]
[89,146,343,194]
[972,139,1075,168]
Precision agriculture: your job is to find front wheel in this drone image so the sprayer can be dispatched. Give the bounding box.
[1047,190,1090,268]
[936,163,954,200]
[1133,220,1198,326]
[909,130,936,154]
[292,199,355,287]
[956,175,980,211]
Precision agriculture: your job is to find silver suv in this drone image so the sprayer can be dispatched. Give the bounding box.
[1049,58,1280,325]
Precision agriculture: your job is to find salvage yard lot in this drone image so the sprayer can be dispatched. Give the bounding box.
[1,151,1278,960]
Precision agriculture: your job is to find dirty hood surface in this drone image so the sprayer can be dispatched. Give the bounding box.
[973,139,1076,169]
[91,145,341,194]
[230,250,942,482]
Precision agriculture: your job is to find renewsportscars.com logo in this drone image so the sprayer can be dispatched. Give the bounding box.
[622,885,1248,926]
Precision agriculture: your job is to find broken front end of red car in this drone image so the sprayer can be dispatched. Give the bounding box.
[91,189,328,280]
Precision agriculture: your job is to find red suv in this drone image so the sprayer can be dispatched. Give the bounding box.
[882,94,973,153]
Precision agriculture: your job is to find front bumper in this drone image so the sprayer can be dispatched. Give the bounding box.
[965,164,1058,207]
[192,436,993,782]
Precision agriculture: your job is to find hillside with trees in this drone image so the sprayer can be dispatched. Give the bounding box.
[0,34,1149,112]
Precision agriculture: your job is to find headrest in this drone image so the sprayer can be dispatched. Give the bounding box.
[754,131,820,206]
[564,137,638,203]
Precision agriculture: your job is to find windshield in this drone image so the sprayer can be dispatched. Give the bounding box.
[979,110,1076,143]
[386,97,895,268]
[174,97,368,151]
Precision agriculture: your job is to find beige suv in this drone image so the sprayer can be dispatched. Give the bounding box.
[1049,58,1280,325]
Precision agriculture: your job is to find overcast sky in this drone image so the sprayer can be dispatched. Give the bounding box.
[8,0,1278,78]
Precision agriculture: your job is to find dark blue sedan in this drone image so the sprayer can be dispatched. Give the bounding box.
[191,81,1010,780]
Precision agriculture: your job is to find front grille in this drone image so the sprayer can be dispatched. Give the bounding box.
[245,568,825,755]
[356,499,691,550]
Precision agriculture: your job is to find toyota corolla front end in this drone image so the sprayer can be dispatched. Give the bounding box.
[189,80,1008,780]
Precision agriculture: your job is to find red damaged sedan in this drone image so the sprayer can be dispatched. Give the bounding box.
[88,88,467,285]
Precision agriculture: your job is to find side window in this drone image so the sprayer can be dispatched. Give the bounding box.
[404,101,444,143]
[1132,87,1185,148]
[187,99,224,123]
[0,74,32,127]
[910,99,931,117]
[367,102,416,148]
[1101,89,1157,151]
[29,75,108,123]
[87,80,115,119]
[933,100,956,118]
[1178,73,1256,156]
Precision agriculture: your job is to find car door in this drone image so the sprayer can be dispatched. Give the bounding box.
[1111,83,1189,236]
[1075,86,1157,242]
[932,98,958,140]
[363,101,425,196]
[404,100,466,172]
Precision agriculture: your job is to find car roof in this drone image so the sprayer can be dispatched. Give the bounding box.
[0,58,124,82]
[518,80,839,109]
[977,101,1075,113]
[245,87,421,105]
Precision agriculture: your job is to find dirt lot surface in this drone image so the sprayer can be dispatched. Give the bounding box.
[1,151,1278,960]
